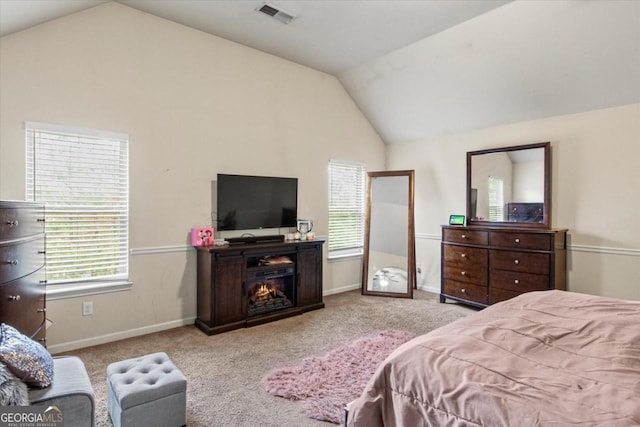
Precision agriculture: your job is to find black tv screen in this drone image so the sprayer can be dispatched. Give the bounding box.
[217,174,298,231]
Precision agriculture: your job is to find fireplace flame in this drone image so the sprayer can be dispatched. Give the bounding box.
[256,284,272,298]
[248,280,293,316]
[253,283,277,302]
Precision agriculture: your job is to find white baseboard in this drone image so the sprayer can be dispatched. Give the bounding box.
[48,317,196,355]
[417,284,440,294]
[50,284,440,354]
[323,283,360,295]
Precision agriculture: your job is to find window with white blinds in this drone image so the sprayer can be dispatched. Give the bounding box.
[25,122,129,285]
[328,160,366,258]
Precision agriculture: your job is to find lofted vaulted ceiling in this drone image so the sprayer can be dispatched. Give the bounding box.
[1,0,639,144]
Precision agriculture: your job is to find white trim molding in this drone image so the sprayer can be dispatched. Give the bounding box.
[47,317,196,354]
[417,284,440,294]
[416,233,441,241]
[130,245,193,256]
[47,280,132,300]
[323,283,360,295]
[567,244,640,257]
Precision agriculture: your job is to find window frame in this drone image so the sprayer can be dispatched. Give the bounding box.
[25,121,131,298]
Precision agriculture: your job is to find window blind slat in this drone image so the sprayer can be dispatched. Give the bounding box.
[26,122,129,284]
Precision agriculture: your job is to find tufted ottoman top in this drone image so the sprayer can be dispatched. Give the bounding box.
[107,352,186,410]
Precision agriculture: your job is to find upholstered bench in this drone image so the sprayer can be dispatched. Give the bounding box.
[106,352,186,427]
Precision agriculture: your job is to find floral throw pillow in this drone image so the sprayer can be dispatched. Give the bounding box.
[0,323,53,388]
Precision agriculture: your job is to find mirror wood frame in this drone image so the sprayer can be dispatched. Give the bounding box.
[467,141,551,229]
[362,170,416,298]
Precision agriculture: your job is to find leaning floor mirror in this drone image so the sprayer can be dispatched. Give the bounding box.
[362,170,416,298]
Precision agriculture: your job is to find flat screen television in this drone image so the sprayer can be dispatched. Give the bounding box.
[216,174,298,231]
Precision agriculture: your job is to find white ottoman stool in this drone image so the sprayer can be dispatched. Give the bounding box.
[107,352,186,427]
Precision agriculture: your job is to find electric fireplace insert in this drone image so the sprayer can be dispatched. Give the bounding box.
[246,265,295,317]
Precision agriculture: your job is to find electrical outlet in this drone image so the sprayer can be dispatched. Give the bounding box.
[82,301,94,316]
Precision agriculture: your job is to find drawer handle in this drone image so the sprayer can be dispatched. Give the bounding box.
[461,253,467,258]
[461,271,467,276]
[514,279,520,285]
[39,280,48,285]
[9,295,21,301]
[6,220,19,227]
[461,234,467,239]
[461,288,466,293]
[37,218,45,223]
[515,238,520,244]
[5,259,19,266]
[514,259,520,265]
[37,308,47,313]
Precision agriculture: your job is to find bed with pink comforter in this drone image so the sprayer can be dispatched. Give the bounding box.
[346,290,640,427]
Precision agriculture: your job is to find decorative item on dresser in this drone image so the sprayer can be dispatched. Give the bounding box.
[441,141,568,307]
[0,200,46,345]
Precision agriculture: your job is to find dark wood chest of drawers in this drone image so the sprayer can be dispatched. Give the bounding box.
[0,201,46,344]
[441,225,567,307]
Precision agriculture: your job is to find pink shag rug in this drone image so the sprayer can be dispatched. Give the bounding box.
[262,329,416,424]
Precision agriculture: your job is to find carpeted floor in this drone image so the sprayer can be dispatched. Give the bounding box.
[60,289,476,427]
[263,329,416,424]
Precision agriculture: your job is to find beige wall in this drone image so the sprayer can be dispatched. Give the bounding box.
[0,3,385,352]
[2,2,637,353]
[388,104,640,301]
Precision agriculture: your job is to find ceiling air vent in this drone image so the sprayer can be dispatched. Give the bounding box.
[256,3,297,24]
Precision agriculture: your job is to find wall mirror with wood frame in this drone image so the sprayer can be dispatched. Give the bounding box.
[467,142,551,229]
[362,170,416,298]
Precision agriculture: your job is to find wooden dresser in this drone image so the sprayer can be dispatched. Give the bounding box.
[0,201,46,345]
[441,225,567,307]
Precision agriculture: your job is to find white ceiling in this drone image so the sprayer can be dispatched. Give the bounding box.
[1,0,639,144]
[339,0,640,143]
[0,0,509,75]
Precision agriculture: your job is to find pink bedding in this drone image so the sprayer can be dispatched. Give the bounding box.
[346,290,640,427]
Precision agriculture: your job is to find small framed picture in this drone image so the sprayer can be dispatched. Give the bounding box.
[191,227,214,247]
[448,215,465,226]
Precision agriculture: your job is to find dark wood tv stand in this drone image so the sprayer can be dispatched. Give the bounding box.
[195,239,324,335]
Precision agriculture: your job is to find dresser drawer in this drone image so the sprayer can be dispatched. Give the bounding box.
[443,228,488,246]
[0,205,45,241]
[0,269,46,339]
[490,269,550,293]
[443,264,487,286]
[490,250,549,275]
[0,236,45,284]
[490,231,551,251]
[443,280,487,304]
[443,244,487,269]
